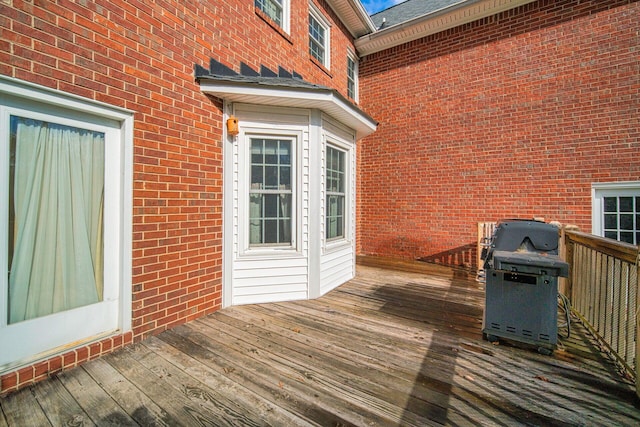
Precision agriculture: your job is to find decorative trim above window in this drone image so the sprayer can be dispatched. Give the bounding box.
[309,3,331,69]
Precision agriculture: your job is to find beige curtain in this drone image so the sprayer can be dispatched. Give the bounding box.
[9,117,104,323]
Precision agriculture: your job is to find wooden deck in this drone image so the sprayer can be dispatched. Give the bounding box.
[2,264,640,426]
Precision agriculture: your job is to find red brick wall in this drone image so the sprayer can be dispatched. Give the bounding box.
[358,0,640,268]
[0,0,356,394]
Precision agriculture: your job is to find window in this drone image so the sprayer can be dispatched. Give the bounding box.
[0,75,132,368]
[8,117,105,323]
[309,5,330,68]
[326,146,346,240]
[347,53,358,101]
[256,0,283,26]
[603,196,640,244]
[250,138,293,246]
[593,182,640,245]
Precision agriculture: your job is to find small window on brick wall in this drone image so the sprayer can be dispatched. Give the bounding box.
[309,4,330,68]
[256,0,290,33]
[347,53,358,101]
[592,182,640,245]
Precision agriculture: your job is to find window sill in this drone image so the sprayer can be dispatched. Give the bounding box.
[239,247,304,260]
[309,56,332,78]
[325,238,351,253]
[255,8,293,45]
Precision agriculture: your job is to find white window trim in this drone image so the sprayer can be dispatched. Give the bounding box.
[0,75,133,369]
[238,126,303,258]
[591,181,640,238]
[309,3,331,69]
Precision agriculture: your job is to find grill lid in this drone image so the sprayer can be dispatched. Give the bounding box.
[491,220,560,253]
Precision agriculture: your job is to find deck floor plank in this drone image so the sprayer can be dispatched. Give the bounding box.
[159,326,369,426]
[0,387,51,426]
[140,336,316,427]
[31,376,95,427]
[2,265,640,426]
[56,365,138,426]
[196,310,449,426]
[213,305,515,426]
[82,357,178,426]
[0,405,6,427]
[183,319,416,426]
[103,346,228,426]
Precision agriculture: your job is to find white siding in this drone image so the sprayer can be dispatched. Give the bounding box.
[223,105,358,306]
[320,244,354,295]
[319,115,356,296]
[227,104,310,306]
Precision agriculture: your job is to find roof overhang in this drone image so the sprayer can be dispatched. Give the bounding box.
[199,77,377,139]
[325,0,377,38]
[355,0,537,56]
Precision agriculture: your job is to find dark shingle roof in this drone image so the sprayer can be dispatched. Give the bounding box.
[194,59,328,91]
[371,0,467,28]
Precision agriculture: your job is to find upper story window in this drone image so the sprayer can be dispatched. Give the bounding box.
[592,182,640,245]
[255,0,290,33]
[347,53,358,101]
[309,4,330,68]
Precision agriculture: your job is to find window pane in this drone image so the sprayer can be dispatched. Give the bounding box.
[620,232,634,244]
[251,140,264,163]
[280,166,291,190]
[264,140,278,164]
[620,214,633,230]
[604,197,617,212]
[279,142,290,164]
[249,194,263,244]
[604,214,617,229]
[264,193,278,218]
[251,165,263,188]
[265,165,278,189]
[619,197,633,212]
[605,231,618,240]
[264,219,278,243]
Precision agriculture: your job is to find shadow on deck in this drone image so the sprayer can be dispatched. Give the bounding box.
[1,262,639,426]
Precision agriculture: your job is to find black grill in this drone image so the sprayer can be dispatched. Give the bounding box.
[482,219,569,353]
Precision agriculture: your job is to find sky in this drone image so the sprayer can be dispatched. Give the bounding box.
[360,0,405,15]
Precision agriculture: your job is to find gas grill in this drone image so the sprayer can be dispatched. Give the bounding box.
[482,219,569,353]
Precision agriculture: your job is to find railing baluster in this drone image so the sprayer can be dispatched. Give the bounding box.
[563,229,639,397]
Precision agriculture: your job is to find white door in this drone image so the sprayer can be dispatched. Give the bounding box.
[0,94,126,370]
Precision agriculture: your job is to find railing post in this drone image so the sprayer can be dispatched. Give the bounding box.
[563,228,574,300]
[636,247,640,399]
